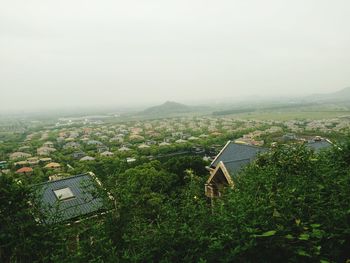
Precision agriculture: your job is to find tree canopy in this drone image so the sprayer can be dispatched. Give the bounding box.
[1,141,350,262]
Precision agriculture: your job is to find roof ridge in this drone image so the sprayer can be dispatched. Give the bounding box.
[223,158,252,164]
[233,142,265,149]
[210,140,232,166]
[31,173,90,187]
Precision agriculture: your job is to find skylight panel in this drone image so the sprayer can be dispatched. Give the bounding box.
[54,187,75,200]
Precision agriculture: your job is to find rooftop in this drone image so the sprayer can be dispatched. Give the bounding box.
[222,158,253,179]
[16,167,33,174]
[211,141,266,168]
[32,173,105,224]
[306,139,333,152]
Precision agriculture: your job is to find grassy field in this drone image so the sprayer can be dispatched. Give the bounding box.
[231,110,350,121]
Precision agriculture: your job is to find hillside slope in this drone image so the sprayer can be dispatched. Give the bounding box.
[142,101,191,115]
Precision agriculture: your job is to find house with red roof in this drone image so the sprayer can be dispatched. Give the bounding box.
[16,167,33,174]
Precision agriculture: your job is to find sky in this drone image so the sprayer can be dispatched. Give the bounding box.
[1,0,350,111]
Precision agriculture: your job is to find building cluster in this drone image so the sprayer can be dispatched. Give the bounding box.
[0,114,346,250]
[0,115,349,180]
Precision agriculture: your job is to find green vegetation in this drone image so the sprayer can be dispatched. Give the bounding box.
[235,110,350,121]
[2,139,350,262]
[212,102,350,121]
[134,101,211,119]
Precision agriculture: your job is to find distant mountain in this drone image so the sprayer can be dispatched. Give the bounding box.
[141,101,191,115]
[138,101,211,117]
[211,87,350,116]
[328,87,350,100]
[307,87,350,102]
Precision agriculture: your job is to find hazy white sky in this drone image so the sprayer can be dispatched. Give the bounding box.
[1,0,350,111]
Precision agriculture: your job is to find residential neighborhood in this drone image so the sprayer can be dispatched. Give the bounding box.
[2,0,350,260]
[1,114,347,183]
[2,109,349,262]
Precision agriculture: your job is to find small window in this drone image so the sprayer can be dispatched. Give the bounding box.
[54,187,75,200]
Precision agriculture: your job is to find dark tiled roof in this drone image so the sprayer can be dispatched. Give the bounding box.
[306,140,332,152]
[211,142,266,168]
[33,173,104,224]
[223,158,252,179]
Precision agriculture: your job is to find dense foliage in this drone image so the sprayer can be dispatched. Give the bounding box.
[1,143,350,262]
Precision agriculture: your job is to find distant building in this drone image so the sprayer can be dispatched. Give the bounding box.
[306,137,333,152]
[44,162,61,170]
[119,146,131,152]
[282,133,298,141]
[16,167,33,175]
[37,147,56,156]
[43,141,54,148]
[18,146,31,152]
[27,157,39,165]
[192,146,205,154]
[138,143,150,149]
[72,151,86,159]
[100,151,114,157]
[48,174,66,181]
[10,152,32,160]
[97,146,109,153]
[0,161,8,169]
[63,142,81,150]
[80,156,95,162]
[87,140,103,146]
[14,161,29,167]
[39,157,52,163]
[126,157,136,163]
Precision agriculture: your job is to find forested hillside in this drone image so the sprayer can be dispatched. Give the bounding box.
[1,141,350,262]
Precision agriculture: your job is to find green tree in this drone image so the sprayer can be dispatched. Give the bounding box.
[0,175,46,262]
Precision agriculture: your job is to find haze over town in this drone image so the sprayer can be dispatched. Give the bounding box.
[1,0,350,112]
[3,1,350,262]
